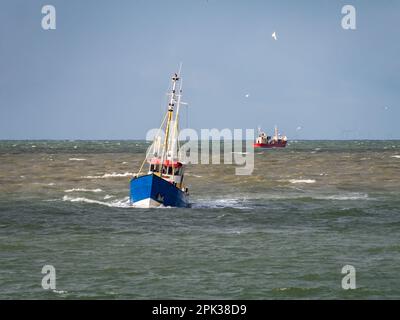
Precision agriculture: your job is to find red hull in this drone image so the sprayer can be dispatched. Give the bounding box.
[253,141,287,148]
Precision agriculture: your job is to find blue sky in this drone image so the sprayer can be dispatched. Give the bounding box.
[0,0,399,139]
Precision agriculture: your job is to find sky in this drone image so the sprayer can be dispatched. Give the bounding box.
[0,0,399,140]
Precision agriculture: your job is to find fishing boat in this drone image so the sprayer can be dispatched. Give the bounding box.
[130,71,190,208]
[253,126,287,148]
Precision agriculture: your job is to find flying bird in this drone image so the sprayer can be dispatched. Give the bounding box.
[272,31,277,40]
[245,94,250,98]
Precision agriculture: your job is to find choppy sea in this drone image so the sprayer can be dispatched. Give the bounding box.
[0,140,399,299]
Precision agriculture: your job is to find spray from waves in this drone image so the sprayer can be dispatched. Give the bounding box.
[62,195,131,208]
[62,195,171,209]
[69,158,87,161]
[64,188,103,193]
[82,172,135,179]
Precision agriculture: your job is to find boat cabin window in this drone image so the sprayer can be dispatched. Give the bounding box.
[150,164,160,172]
[159,166,182,176]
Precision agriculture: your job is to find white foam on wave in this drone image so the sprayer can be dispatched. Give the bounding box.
[62,195,172,209]
[316,193,369,201]
[69,158,86,161]
[82,172,135,179]
[64,188,103,193]
[186,173,203,178]
[391,155,400,159]
[288,179,316,184]
[53,290,68,294]
[62,195,131,208]
[193,198,251,209]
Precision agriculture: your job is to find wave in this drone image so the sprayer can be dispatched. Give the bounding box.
[186,173,203,178]
[315,193,369,201]
[288,179,316,184]
[82,172,135,179]
[62,195,171,209]
[62,195,131,208]
[391,155,400,159]
[53,290,68,294]
[192,198,251,209]
[261,193,369,201]
[193,192,371,206]
[64,188,103,193]
[69,158,86,161]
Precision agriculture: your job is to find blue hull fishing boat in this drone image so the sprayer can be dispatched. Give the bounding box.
[130,71,190,208]
[130,174,188,207]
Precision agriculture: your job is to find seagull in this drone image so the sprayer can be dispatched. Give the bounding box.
[245,94,250,98]
[296,126,302,131]
[272,31,277,40]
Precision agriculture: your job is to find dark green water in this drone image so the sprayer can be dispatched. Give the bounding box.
[0,140,399,299]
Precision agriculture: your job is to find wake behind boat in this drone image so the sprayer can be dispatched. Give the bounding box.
[130,72,190,208]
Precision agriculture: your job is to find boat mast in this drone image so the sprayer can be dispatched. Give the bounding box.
[170,77,184,182]
[160,73,179,177]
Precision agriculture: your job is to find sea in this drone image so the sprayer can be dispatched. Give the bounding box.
[0,140,399,299]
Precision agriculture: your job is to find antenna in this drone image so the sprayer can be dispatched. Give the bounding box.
[186,103,189,129]
[178,62,183,78]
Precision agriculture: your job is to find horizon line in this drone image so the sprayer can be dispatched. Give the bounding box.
[1,139,400,142]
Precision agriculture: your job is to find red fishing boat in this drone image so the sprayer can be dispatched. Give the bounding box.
[253,126,287,148]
